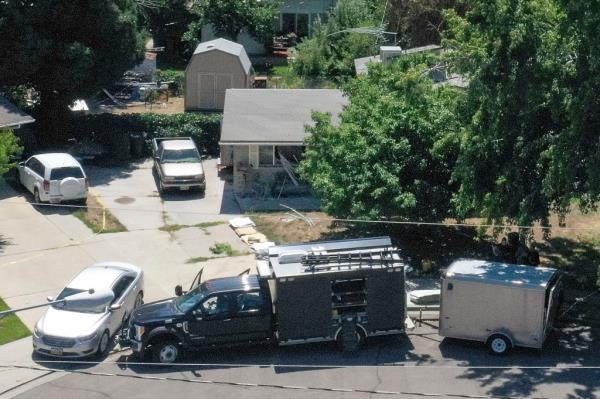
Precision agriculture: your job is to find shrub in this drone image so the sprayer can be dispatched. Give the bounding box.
[155,69,185,96]
[70,112,222,159]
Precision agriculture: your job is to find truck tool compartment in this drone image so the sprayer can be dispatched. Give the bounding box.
[258,236,408,347]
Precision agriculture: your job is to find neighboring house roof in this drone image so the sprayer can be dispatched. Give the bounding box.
[0,97,35,129]
[220,89,347,145]
[192,38,252,74]
[354,44,444,76]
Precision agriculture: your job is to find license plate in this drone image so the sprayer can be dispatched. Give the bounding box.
[180,185,190,191]
[50,347,63,356]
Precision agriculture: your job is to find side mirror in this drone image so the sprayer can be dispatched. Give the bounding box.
[109,303,122,311]
[175,285,183,297]
[18,161,25,167]
[46,296,54,302]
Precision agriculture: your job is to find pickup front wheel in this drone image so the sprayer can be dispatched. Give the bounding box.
[152,340,180,364]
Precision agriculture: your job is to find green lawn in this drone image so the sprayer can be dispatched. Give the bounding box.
[0,298,31,345]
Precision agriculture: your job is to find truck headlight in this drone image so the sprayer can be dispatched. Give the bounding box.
[194,175,205,181]
[134,325,145,341]
[164,176,176,181]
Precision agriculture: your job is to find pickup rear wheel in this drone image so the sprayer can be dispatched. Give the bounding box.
[152,340,180,364]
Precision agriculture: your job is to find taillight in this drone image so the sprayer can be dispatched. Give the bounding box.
[43,180,50,191]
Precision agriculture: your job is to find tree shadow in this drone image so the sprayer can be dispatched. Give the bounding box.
[444,324,600,398]
[85,160,140,188]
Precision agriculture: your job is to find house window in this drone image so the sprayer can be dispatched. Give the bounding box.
[281,13,295,34]
[259,145,275,166]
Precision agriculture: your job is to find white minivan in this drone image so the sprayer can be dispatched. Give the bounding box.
[18,153,88,204]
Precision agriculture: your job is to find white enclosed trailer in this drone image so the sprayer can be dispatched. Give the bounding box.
[439,260,562,355]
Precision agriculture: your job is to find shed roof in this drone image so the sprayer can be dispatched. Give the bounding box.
[0,97,35,129]
[446,260,557,290]
[220,89,347,144]
[192,38,252,74]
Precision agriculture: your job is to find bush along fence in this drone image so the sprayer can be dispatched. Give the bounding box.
[69,112,222,160]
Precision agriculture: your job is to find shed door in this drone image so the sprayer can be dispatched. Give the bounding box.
[216,74,233,110]
[198,73,216,109]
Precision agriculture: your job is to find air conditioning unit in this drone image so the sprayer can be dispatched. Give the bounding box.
[380,46,403,66]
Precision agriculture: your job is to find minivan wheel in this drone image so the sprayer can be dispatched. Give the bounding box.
[153,340,179,364]
[487,334,511,355]
[96,331,110,357]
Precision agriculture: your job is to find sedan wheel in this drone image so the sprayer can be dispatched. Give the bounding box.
[33,189,41,204]
[134,292,143,308]
[97,331,110,357]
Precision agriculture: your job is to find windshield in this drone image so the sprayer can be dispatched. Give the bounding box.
[50,167,84,180]
[174,285,206,313]
[161,149,200,163]
[52,287,106,314]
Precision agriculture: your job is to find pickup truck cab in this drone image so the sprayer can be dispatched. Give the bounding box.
[123,274,272,363]
[152,137,205,194]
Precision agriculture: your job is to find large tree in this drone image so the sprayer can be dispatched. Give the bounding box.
[142,0,195,62]
[443,0,570,226]
[0,129,22,176]
[189,0,280,44]
[0,0,145,143]
[299,55,464,220]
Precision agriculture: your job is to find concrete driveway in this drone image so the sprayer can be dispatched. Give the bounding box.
[86,158,241,230]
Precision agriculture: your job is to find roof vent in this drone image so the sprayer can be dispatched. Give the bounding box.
[206,44,215,49]
[380,46,403,66]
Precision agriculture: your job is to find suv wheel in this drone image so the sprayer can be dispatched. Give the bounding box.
[153,340,179,364]
[33,188,41,204]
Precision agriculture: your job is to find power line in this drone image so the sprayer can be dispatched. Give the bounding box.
[3,199,600,232]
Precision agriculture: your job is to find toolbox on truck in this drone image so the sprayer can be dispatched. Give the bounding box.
[258,236,408,348]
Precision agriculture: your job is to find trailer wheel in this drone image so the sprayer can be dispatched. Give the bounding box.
[337,323,364,353]
[487,334,511,355]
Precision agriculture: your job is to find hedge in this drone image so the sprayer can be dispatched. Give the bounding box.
[69,112,222,160]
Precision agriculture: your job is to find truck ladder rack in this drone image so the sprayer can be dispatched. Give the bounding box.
[301,249,401,272]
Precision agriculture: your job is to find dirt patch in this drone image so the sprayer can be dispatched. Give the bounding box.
[110,96,185,115]
[252,212,350,244]
[73,195,127,234]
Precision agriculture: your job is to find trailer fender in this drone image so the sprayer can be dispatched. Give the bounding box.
[485,330,514,347]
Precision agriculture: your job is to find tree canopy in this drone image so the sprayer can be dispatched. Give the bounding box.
[189,0,280,44]
[0,0,145,142]
[299,55,464,220]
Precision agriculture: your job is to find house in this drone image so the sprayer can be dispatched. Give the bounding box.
[219,89,347,194]
[354,45,469,88]
[185,38,253,112]
[0,97,35,130]
[202,0,337,56]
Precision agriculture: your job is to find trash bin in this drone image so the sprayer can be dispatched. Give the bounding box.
[129,132,145,158]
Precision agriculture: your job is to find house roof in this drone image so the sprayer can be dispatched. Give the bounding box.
[220,89,347,144]
[0,97,35,129]
[192,38,252,74]
[446,259,558,290]
[354,44,444,76]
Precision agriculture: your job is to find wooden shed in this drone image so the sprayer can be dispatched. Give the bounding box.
[184,38,253,111]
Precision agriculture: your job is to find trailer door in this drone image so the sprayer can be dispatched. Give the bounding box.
[543,279,562,339]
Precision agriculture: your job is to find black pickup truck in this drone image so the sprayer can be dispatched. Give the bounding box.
[121,237,408,363]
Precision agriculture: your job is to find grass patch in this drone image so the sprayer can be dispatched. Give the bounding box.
[159,224,186,232]
[0,298,31,345]
[73,195,127,234]
[160,221,224,234]
[185,256,212,264]
[265,65,334,89]
[210,242,242,257]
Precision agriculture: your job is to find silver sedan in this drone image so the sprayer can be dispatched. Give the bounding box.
[33,262,144,358]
